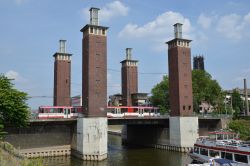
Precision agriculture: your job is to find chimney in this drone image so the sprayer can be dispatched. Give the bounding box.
[244,78,249,116]
[126,48,132,60]
[89,7,100,26]
[174,23,183,39]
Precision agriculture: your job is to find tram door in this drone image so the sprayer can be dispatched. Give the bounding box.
[64,108,70,118]
[115,108,121,117]
[138,108,144,117]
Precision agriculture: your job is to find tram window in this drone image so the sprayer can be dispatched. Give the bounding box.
[72,108,76,113]
[194,147,199,154]
[59,108,63,113]
[50,108,54,113]
[39,108,44,113]
[209,150,219,157]
[200,148,208,156]
[234,154,248,163]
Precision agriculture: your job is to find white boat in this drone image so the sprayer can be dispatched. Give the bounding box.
[188,131,250,165]
[188,158,248,166]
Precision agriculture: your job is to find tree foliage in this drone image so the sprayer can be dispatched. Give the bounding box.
[150,75,169,114]
[192,70,224,113]
[0,75,29,128]
[231,89,243,118]
[228,120,250,141]
[150,70,224,114]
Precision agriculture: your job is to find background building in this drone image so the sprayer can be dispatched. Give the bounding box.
[71,95,82,107]
[108,94,122,106]
[193,55,205,71]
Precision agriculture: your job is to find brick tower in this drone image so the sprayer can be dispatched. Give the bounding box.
[167,23,193,116]
[53,40,72,106]
[74,7,108,161]
[121,48,138,106]
[81,7,108,117]
[166,23,198,150]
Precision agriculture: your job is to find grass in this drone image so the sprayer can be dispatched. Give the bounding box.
[0,141,43,166]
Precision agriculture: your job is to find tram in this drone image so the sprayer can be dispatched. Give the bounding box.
[37,106,82,119]
[107,106,160,118]
[37,106,160,119]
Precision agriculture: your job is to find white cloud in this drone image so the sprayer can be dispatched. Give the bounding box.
[216,13,250,40]
[81,1,129,22]
[119,11,192,51]
[5,70,27,83]
[119,11,191,38]
[197,14,213,29]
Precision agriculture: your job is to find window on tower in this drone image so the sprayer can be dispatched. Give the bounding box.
[188,105,191,110]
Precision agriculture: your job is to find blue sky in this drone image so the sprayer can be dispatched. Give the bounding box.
[1,0,250,109]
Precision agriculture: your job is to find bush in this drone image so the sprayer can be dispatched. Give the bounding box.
[228,120,250,141]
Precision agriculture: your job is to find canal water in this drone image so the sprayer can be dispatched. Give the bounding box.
[42,134,192,166]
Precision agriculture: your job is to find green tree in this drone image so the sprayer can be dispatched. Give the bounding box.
[192,70,223,113]
[150,70,224,114]
[0,75,29,128]
[150,75,169,114]
[228,120,250,141]
[231,89,243,118]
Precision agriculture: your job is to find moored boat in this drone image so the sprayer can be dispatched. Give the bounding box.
[188,131,250,165]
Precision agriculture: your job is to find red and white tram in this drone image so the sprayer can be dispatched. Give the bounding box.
[107,106,160,118]
[37,106,160,119]
[38,106,82,119]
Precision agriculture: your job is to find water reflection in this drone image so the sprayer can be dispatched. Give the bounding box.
[43,135,191,166]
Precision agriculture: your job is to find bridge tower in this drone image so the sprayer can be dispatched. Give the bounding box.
[121,48,138,106]
[53,40,72,106]
[73,7,108,161]
[166,23,198,150]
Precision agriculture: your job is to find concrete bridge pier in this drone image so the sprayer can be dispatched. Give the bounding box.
[169,116,198,152]
[72,117,107,161]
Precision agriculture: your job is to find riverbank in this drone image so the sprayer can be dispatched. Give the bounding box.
[0,141,43,166]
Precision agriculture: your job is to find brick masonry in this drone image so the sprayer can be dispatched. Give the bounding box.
[81,25,108,117]
[53,53,71,106]
[167,39,193,116]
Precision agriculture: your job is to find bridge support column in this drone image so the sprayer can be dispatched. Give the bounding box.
[74,117,107,161]
[170,117,198,150]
